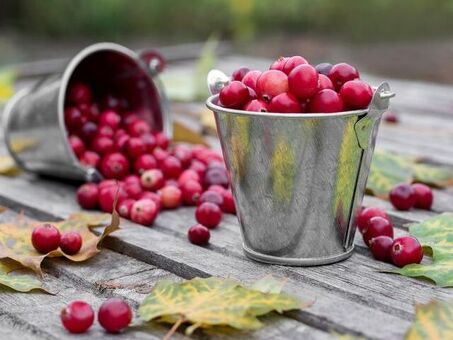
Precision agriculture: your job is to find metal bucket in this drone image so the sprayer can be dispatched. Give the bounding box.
[2,42,171,181]
[206,72,393,266]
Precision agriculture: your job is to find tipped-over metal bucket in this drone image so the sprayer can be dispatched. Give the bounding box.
[206,73,393,266]
[2,42,171,182]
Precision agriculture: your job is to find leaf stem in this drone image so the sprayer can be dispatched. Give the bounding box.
[163,316,185,340]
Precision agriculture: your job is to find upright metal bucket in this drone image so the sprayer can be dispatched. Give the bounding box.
[206,81,393,266]
[2,42,171,181]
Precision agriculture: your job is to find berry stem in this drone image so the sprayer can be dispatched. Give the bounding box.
[163,315,185,340]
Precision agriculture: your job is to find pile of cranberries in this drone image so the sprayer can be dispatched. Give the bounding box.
[357,207,424,267]
[67,82,236,246]
[219,57,373,113]
[31,223,82,255]
[389,183,433,211]
[61,298,132,334]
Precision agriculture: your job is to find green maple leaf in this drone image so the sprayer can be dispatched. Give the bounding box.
[0,258,47,292]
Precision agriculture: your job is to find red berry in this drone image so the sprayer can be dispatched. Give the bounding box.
[317,74,334,91]
[69,135,85,157]
[282,55,308,75]
[79,121,98,141]
[76,183,99,209]
[232,67,250,81]
[188,224,210,245]
[159,186,182,209]
[97,125,115,138]
[328,63,359,91]
[127,119,151,137]
[65,107,85,130]
[161,156,183,179]
[155,132,170,150]
[99,110,121,130]
[79,151,100,168]
[60,231,83,255]
[197,190,224,207]
[140,169,165,191]
[31,224,61,254]
[362,216,394,246]
[340,80,373,110]
[369,236,393,263]
[115,134,130,153]
[139,191,162,211]
[411,183,433,210]
[391,236,423,267]
[98,298,132,333]
[98,179,118,191]
[134,154,157,174]
[357,207,389,233]
[81,103,100,122]
[101,94,121,111]
[99,185,127,213]
[189,159,207,179]
[67,83,92,105]
[203,167,229,189]
[91,136,115,155]
[307,89,344,113]
[383,111,399,123]
[164,179,179,187]
[315,62,333,76]
[269,92,302,113]
[180,179,203,205]
[269,57,289,72]
[244,99,269,112]
[124,181,143,199]
[126,137,146,159]
[130,199,158,226]
[178,169,200,187]
[221,190,236,214]
[61,301,94,334]
[172,145,193,168]
[208,184,226,195]
[196,202,223,228]
[256,70,288,102]
[219,81,250,109]
[242,70,262,90]
[123,112,140,126]
[141,133,157,153]
[389,184,416,211]
[288,64,318,100]
[118,198,136,218]
[124,175,141,186]
[100,153,130,179]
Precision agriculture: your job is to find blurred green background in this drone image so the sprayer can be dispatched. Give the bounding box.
[1,0,453,82]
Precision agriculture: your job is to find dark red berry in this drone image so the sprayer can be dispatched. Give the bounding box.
[31,224,61,254]
[69,135,85,157]
[340,80,373,110]
[189,160,207,179]
[60,231,83,255]
[307,89,344,113]
[99,110,121,130]
[65,107,85,131]
[115,134,130,152]
[99,185,127,213]
[219,81,250,109]
[98,179,118,192]
[256,70,288,102]
[391,236,423,267]
[79,121,98,141]
[91,136,115,155]
[328,63,359,91]
[288,64,318,100]
[244,99,269,112]
[362,216,394,246]
[177,169,200,187]
[188,224,210,245]
[126,137,146,159]
[356,207,389,234]
[197,190,224,207]
[97,125,115,138]
[180,179,203,205]
[76,183,99,209]
[195,202,223,228]
[98,298,132,333]
[127,119,151,137]
[159,186,182,209]
[317,74,334,91]
[100,153,130,179]
[118,198,136,219]
[130,199,158,226]
[208,184,226,195]
[141,133,157,153]
[232,67,250,81]
[411,183,433,210]
[172,145,193,168]
[61,301,94,334]
[242,70,261,91]
[161,156,183,179]
[269,57,289,72]
[369,236,393,263]
[221,190,236,214]
[282,55,308,75]
[389,183,416,211]
[67,83,92,105]
[269,92,302,113]
[124,181,143,200]
[383,111,399,123]
[203,167,229,189]
[315,62,333,76]
[101,94,121,111]
[134,154,157,174]
[140,169,165,191]
[155,132,170,150]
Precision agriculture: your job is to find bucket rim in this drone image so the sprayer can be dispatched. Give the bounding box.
[206,94,368,119]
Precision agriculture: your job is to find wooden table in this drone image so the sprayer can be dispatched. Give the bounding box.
[0,54,452,340]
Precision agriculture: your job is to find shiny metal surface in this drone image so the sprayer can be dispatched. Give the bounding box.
[2,42,170,181]
[206,82,392,266]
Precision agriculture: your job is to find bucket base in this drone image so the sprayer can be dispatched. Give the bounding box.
[242,244,355,266]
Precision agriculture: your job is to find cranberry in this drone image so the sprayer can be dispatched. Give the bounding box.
[269,92,302,113]
[411,183,433,210]
[124,182,143,199]
[130,199,158,226]
[82,103,100,122]
[98,179,118,191]
[115,134,130,152]
[172,145,193,168]
[164,179,179,187]
[242,70,262,90]
[141,133,157,153]
[118,198,136,218]
[98,298,132,333]
[115,128,127,139]
[369,236,393,263]
[244,99,269,112]
[127,119,151,137]
[315,62,333,76]
[356,207,389,233]
[155,132,170,150]
[76,183,99,209]
[134,154,157,174]
[91,136,115,155]
[178,169,200,187]
[197,190,224,207]
[180,179,203,205]
[328,63,359,91]
[307,89,344,113]
[100,153,129,179]
[99,110,121,129]
[256,70,288,102]
[159,156,181,179]
[67,83,92,105]
[340,80,373,110]
[317,74,334,91]
[79,151,100,168]
[99,185,127,213]
[196,202,223,228]
[203,167,229,189]
[282,56,308,75]
[125,137,145,159]
[159,186,182,209]
[31,224,61,254]
[60,231,83,255]
[61,301,94,334]
[139,191,162,211]
[391,236,423,267]
[97,125,115,138]
[188,224,210,245]
[219,81,250,109]
[100,94,121,111]
[362,216,394,246]
[64,107,85,131]
[140,169,165,191]
[232,67,250,81]
[389,184,416,211]
[383,111,399,123]
[123,112,140,126]
[269,57,289,72]
[189,159,207,178]
[124,175,141,186]
[69,135,85,157]
[208,184,226,195]
[288,64,318,100]
[79,121,98,141]
[221,190,236,214]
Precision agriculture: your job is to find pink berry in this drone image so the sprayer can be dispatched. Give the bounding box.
[124,181,143,199]
[69,135,85,157]
[369,236,393,263]
[244,99,269,112]
[130,199,158,226]
[98,179,118,192]
[141,133,157,153]
[172,145,193,168]
[123,112,140,126]
[340,80,373,110]
[196,202,223,228]
[288,64,319,100]
[208,184,226,195]
[79,121,98,141]
[159,186,182,209]
[203,167,229,189]
[79,151,100,168]
[389,183,416,211]
[99,110,121,129]
[99,185,127,213]
[383,111,399,123]
[256,70,289,102]
[219,81,250,109]
[391,236,423,267]
[232,67,250,81]
[180,179,203,205]
[282,55,308,75]
[178,169,200,187]
[188,224,210,245]
[127,119,151,137]
[115,134,130,153]
[126,137,146,159]
[356,207,389,234]
[118,198,136,218]
[134,154,157,174]
[124,175,141,186]
[164,179,179,187]
[139,191,162,211]
[76,183,99,209]
[141,169,165,191]
[155,132,170,150]
[307,89,344,113]
[189,159,207,178]
[91,136,115,155]
[269,57,289,72]
[269,92,302,113]
[221,190,236,214]
[317,74,334,91]
[64,107,85,131]
[242,70,262,90]
[328,63,359,91]
[411,183,433,210]
[31,224,61,254]
[67,83,92,105]
[98,298,132,333]
[97,125,115,138]
[197,190,224,207]
[161,156,183,179]
[362,216,394,246]
[60,231,83,255]
[100,153,130,179]
[61,301,94,334]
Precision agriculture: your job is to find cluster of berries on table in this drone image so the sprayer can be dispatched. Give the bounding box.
[389,183,433,211]
[61,298,132,334]
[357,207,424,267]
[31,223,82,255]
[219,57,373,113]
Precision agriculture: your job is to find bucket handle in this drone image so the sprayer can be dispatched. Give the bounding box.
[139,50,166,76]
[207,69,230,95]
